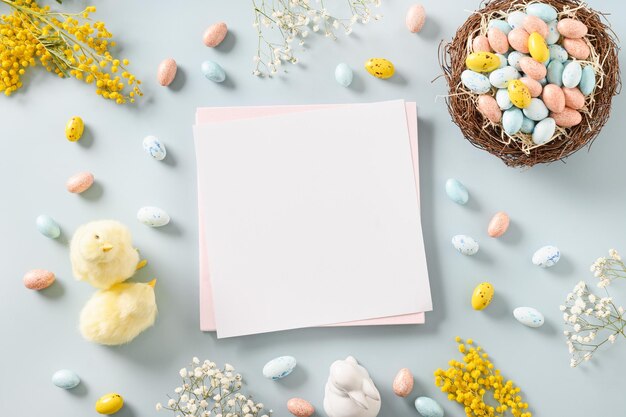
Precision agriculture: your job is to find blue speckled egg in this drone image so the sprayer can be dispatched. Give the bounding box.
[334,63,353,87]
[502,107,523,135]
[415,396,444,417]
[36,215,60,239]
[137,206,170,227]
[546,20,560,44]
[523,98,549,121]
[538,77,548,86]
[532,245,560,267]
[514,307,545,328]
[520,116,536,134]
[452,235,479,256]
[495,53,508,69]
[445,178,469,205]
[496,88,513,110]
[562,61,582,88]
[488,19,512,35]
[52,369,81,389]
[548,44,568,63]
[461,70,491,94]
[526,3,557,22]
[579,66,596,96]
[201,60,226,82]
[532,117,556,145]
[142,135,166,161]
[263,356,296,380]
[507,11,527,29]
[547,61,564,87]
[507,51,526,71]
[489,66,520,89]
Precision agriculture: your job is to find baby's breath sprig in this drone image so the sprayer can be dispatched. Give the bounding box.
[0,0,142,103]
[157,358,271,417]
[251,0,382,77]
[561,249,626,367]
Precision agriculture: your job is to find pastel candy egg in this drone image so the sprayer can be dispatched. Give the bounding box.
[496,88,513,110]
[520,76,542,97]
[538,77,548,86]
[508,28,530,53]
[546,60,564,86]
[514,307,545,328]
[488,19,512,35]
[526,3,557,22]
[23,269,55,290]
[66,171,94,194]
[542,84,565,113]
[52,369,81,389]
[36,215,60,239]
[546,20,560,44]
[507,51,526,71]
[137,206,170,227]
[502,107,524,134]
[528,32,549,63]
[477,95,502,123]
[263,355,296,380]
[157,58,177,86]
[520,116,536,133]
[579,66,596,96]
[532,117,556,144]
[548,44,568,63]
[487,27,509,54]
[461,70,491,94]
[563,38,590,60]
[562,61,582,88]
[335,63,353,87]
[507,11,527,30]
[405,4,426,33]
[507,80,531,109]
[95,393,124,415]
[519,56,546,80]
[203,22,228,47]
[365,58,395,79]
[472,35,492,53]
[488,211,510,238]
[557,18,588,39]
[445,178,469,205]
[415,397,444,417]
[65,116,84,142]
[489,66,520,89]
[562,87,585,109]
[452,234,479,256]
[287,398,315,417]
[471,282,494,310]
[465,51,500,73]
[201,60,226,82]
[142,135,166,160]
[523,15,549,38]
[551,108,582,128]
[392,368,414,397]
[532,245,560,267]
[495,53,508,68]
[523,97,549,121]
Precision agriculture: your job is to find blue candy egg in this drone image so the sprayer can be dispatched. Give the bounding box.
[488,19,512,35]
[526,3,557,22]
[507,11,527,29]
[547,61,564,87]
[538,77,548,86]
[562,61,582,88]
[52,369,81,390]
[415,396,444,417]
[201,60,226,83]
[461,70,491,94]
[36,215,60,239]
[532,117,556,145]
[334,63,353,87]
[579,66,596,96]
[496,88,513,110]
[262,356,296,380]
[523,98,549,122]
[502,107,523,135]
[548,44,568,63]
[546,20,560,44]
[507,51,525,71]
[488,66,520,89]
[445,178,469,205]
[520,116,536,134]
[495,53,508,69]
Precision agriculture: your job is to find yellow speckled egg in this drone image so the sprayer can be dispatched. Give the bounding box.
[465,52,500,73]
[528,32,549,63]
[95,393,124,415]
[507,80,532,109]
[65,116,84,142]
[364,58,395,79]
[471,282,494,310]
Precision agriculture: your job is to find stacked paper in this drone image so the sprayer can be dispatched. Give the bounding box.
[194,100,432,338]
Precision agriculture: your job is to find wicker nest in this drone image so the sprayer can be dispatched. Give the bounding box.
[440,0,621,167]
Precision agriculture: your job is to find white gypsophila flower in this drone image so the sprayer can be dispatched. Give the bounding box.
[168,399,176,407]
[609,334,617,343]
[179,368,188,378]
[200,400,208,408]
[156,403,163,411]
[193,357,200,364]
[181,395,189,403]
[175,387,183,394]
[224,363,234,372]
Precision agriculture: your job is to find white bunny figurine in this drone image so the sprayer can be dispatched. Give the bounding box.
[323,356,381,417]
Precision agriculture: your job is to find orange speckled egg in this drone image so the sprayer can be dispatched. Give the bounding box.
[157,58,177,86]
[563,38,591,60]
[392,368,414,397]
[405,4,426,33]
[562,87,586,110]
[477,94,502,123]
[287,398,314,417]
[519,56,547,80]
[23,269,55,290]
[557,18,588,39]
[488,211,510,238]
[523,15,549,38]
[472,35,492,52]
[203,22,228,47]
[487,27,509,54]
[542,84,565,113]
[551,107,582,127]
[519,77,542,97]
[508,28,530,53]
[66,171,94,194]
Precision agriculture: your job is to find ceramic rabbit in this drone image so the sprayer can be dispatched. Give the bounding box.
[323,356,381,417]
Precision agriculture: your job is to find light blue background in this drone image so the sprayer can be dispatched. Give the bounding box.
[1,0,625,416]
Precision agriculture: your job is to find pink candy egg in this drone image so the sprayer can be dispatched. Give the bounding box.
[477,94,502,123]
[157,58,177,86]
[519,56,547,80]
[563,38,591,60]
[520,77,543,97]
[392,368,414,397]
[488,211,510,238]
[551,107,583,127]
[542,84,566,113]
[66,171,94,194]
[405,4,426,33]
[472,35,492,52]
[287,398,314,417]
[203,22,228,47]
[562,87,586,110]
[487,27,509,54]
[557,18,588,39]
[523,15,549,39]
[508,28,530,53]
[23,269,55,290]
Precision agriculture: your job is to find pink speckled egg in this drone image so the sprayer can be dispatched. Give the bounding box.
[523,15,549,39]
[157,58,177,86]
[520,77,543,97]
[23,269,55,290]
[508,28,530,53]
[472,35,492,53]
[203,22,228,47]
[519,56,547,80]
[563,38,590,60]
[488,211,510,238]
[477,94,502,123]
[392,368,414,397]
[542,84,565,113]
[66,171,94,194]
[405,4,426,33]
[487,27,509,54]
[562,87,586,110]
[557,18,588,39]
[287,398,314,417]
[551,107,582,127]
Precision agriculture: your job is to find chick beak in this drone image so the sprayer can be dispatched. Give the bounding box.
[101,243,114,252]
[147,279,157,288]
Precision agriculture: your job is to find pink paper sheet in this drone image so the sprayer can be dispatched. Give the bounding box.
[195,103,426,331]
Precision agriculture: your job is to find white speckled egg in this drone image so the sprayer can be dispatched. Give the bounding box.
[507,51,526,71]
[489,66,520,89]
[445,178,469,205]
[513,307,545,328]
[334,63,353,87]
[546,20,560,44]
[532,117,556,145]
[532,245,560,267]
[461,70,491,94]
[502,107,523,135]
[548,44,568,63]
[496,88,513,110]
[507,11,527,29]
[263,356,296,380]
[495,53,508,69]
[562,61,582,88]
[523,98,548,121]
[137,206,170,227]
[52,369,81,389]
[143,135,167,160]
[546,60,564,86]
[36,215,61,239]
[451,235,479,256]
[579,66,596,96]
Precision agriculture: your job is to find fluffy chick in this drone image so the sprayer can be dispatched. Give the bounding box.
[80,280,157,345]
[71,220,141,289]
